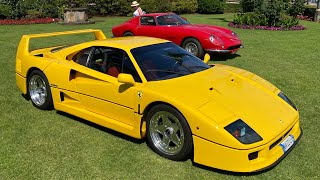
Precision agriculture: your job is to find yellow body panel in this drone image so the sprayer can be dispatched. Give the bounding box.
[15,29,302,172]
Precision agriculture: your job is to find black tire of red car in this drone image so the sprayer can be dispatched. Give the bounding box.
[27,70,53,110]
[123,31,134,36]
[146,104,193,161]
[181,38,204,58]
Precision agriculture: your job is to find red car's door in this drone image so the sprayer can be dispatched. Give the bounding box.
[135,16,159,37]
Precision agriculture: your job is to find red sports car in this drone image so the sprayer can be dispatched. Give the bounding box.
[112,13,243,58]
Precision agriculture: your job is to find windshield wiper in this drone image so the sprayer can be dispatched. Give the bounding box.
[146,69,187,75]
[187,65,211,71]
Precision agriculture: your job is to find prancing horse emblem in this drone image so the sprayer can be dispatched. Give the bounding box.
[137,91,143,99]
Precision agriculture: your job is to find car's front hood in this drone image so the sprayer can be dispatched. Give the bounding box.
[181,24,235,39]
[144,65,298,142]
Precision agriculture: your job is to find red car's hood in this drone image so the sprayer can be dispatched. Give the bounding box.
[181,24,235,39]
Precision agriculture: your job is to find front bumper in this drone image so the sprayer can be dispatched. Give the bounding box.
[193,120,302,172]
[206,45,244,54]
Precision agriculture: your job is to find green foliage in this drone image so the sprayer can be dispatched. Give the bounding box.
[287,0,305,16]
[141,0,173,13]
[89,0,131,16]
[224,3,240,13]
[240,0,263,12]
[197,0,225,14]
[0,4,11,19]
[233,11,299,28]
[172,0,198,14]
[234,12,267,26]
[236,0,302,28]
[142,0,197,14]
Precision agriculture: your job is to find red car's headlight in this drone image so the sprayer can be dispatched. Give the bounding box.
[209,35,224,47]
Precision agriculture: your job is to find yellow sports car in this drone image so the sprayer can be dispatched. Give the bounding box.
[15,29,302,172]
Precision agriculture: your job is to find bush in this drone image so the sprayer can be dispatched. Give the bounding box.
[0,4,11,19]
[172,0,198,14]
[142,0,173,13]
[197,0,225,14]
[233,12,299,28]
[142,0,197,14]
[288,0,305,16]
[225,3,240,13]
[89,0,131,16]
[240,0,263,12]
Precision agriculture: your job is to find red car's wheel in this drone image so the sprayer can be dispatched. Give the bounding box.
[123,31,134,36]
[182,38,204,58]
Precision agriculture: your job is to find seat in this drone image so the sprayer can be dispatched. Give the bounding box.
[107,66,120,78]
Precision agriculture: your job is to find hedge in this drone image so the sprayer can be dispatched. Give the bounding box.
[197,0,226,14]
[225,3,240,13]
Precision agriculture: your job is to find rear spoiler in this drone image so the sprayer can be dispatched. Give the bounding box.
[16,29,106,58]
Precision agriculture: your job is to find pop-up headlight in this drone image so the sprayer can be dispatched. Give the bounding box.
[225,119,263,144]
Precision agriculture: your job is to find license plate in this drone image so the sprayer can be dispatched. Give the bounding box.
[280,135,295,153]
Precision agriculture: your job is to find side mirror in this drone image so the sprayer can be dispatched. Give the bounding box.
[203,53,210,64]
[118,73,136,86]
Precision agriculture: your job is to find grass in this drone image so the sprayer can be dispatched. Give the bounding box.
[0,13,319,179]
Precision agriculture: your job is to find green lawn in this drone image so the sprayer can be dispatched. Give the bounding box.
[0,14,319,179]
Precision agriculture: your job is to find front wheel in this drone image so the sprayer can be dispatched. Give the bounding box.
[28,70,53,110]
[146,104,193,161]
[123,31,134,36]
[181,38,204,58]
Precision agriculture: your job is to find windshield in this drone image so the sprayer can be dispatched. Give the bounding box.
[131,42,211,81]
[156,14,190,26]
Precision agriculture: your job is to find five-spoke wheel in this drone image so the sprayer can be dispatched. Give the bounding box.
[147,104,192,161]
[28,70,53,110]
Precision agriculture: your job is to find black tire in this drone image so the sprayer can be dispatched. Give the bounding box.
[181,38,204,58]
[123,31,134,36]
[146,104,193,161]
[27,70,53,110]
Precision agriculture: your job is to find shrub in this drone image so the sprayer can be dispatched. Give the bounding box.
[142,0,173,13]
[142,0,197,14]
[233,12,299,28]
[288,0,305,16]
[0,4,11,19]
[172,0,198,14]
[91,0,132,16]
[240,0,263,12]
[197,0,225,14]
[224,3,240,13]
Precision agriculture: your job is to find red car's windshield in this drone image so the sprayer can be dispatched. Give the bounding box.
[156,14,190,26]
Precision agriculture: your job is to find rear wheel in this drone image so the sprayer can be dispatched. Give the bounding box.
[123,31,134,36]
[146,104,193,161]
[181,38,204,58]
[27,70,53,110]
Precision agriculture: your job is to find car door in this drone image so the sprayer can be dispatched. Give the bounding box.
[135,16,159,38]
[69,46,141,126]
[155,16,180,43]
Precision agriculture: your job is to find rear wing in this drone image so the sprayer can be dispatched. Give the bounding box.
[16,29,106,58]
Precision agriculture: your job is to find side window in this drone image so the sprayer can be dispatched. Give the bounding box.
[72,46,141,82]
[140,16,156,26]
[73,47,93,66]
[104,48,142,82]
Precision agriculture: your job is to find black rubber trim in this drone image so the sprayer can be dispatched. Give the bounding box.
[252,127,303,173]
